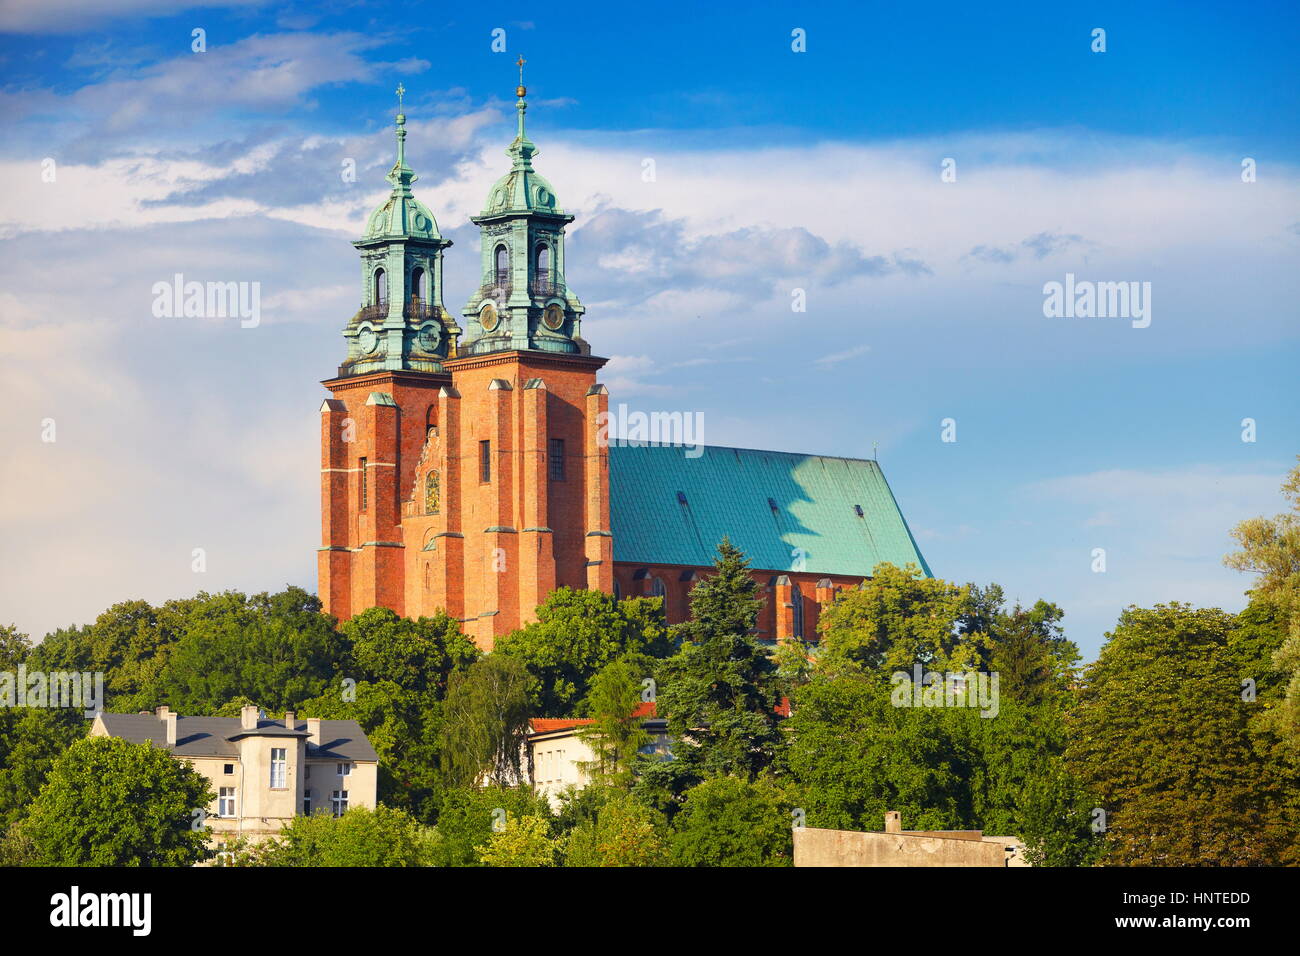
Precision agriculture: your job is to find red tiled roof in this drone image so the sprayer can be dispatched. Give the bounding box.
[530,702,658,736]
[530,718,594,734]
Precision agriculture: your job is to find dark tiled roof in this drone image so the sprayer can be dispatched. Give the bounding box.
[97,714,378,762]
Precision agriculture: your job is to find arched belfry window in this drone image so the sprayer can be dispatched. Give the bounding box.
[411,267,427,303]
[791,583,804,638]
[374,268,387,305]
[494,245,509,285]
[536,244,550,279]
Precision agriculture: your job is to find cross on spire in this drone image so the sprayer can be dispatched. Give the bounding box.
[516,55,526,87]
[396,83,406,113]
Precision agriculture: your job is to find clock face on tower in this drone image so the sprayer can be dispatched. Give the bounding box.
[416,325,439,352]
[542,303,564,331]
[479,302,499,332]
[358,327,378,353]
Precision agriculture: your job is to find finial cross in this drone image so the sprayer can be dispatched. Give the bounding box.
[516,55,526,85]
[395,83,406,112]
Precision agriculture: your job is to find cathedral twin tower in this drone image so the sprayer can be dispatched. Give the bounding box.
[319,75,612,649]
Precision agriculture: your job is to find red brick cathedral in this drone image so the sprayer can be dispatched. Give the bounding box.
[319,79,930,650]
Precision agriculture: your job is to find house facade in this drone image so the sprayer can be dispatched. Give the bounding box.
[91,705,378,845]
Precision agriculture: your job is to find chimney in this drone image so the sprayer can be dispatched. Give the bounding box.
[306,718,322,747]
[285,711,296,731]
[885,811,902,833]
[163,711,178,747]
[241,704,258,731]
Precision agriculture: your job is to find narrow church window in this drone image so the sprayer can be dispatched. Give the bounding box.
[651,577,666,599]
[791,583,804,638]
[479,440,491,483]
[494,245,509,285]
[613,579,622,600]
[425,470,440,514]
[536,244,550,280]
[548,438,565,480]
[374,268,387,305]
[412,267,427,303]
[359,458,368,510]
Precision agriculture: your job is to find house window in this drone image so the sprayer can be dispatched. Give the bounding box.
[374,268,387,305]
[218,787,237,818]
[791,583,804,638]
[548,438,565,480]
[303,790,312,815]
[337,762,352,777]
[223,763,234,775]
[359,458,368,510]
[332,790,349,817]
[270,748,287,789]
[479,440,491,483]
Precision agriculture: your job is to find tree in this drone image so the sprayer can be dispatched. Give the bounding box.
[1067,603,1300,865]
[654,539,784,789]
[0,624,31,672]
[988,601,1078,705]
[576,660,650,788]
[0,706,84,831]
[476,811,560,867]
[668,776,793,867]
[24,736,213,866]
[784,674,973,832]
[431,785,553,867]
[344,606,478,695]
[251,805,436,867]
[817,563,983,674]
[563,790,667,867]
[439,654,532,789]
[298,679,446,823]
[1225,456,1300,745]
[495,587,670,716]
[151,587,346,714]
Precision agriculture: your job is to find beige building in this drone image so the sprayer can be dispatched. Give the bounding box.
[91,705,378,846]
[793,811,1028,867]
[528,703,667,808]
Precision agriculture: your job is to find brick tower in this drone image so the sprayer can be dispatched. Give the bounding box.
[320,72,610,649]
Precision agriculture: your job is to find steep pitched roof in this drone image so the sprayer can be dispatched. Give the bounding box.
[96,714,378,762]
[608,444,930,578]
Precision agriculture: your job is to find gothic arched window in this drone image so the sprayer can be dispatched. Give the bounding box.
[374,267,387,305]
[425,470,440,515]
[651,577,666,599]
[494,245,509,285]
[613,579,622,601]
[791,583,804,638]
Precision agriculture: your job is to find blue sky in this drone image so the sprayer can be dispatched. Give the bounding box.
[1,0,1297,658]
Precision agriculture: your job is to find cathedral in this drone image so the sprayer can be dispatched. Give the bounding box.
[318,73,930,650]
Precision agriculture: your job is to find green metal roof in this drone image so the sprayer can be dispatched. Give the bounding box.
[608,444,931,578]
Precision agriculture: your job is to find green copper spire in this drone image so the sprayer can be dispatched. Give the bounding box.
[340,86,459,378]
[508,55,537,172]
[458,61,588,357]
